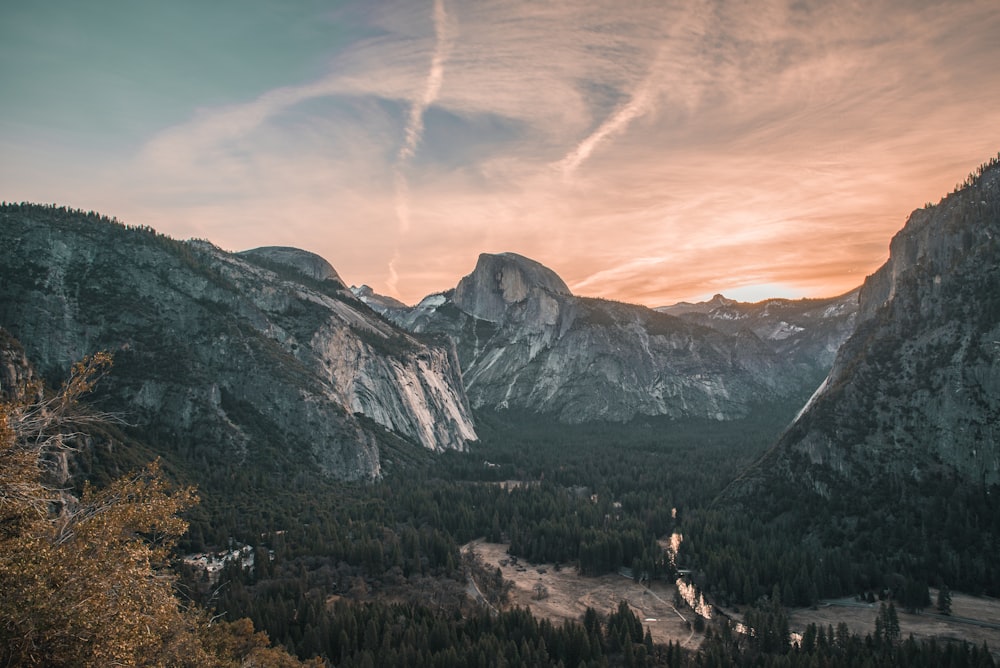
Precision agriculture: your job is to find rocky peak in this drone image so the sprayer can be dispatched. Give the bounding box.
[452,252,571,324]
[239,246,344,285]
[656,293,736,317]
[658,290,859,371]
[388,248,854,423]
[858,164,1000,324]
[709,294,736,307]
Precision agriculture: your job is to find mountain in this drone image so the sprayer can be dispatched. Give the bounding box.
[659,290,860,371]
[0,204,476,481]
[699,154,1000,601]
[735,156,1000,499]
[379,252,858,423]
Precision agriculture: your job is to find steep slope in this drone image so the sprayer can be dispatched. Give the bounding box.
[0,205,476,481]
[738,157,1000,498]
[385,252,856,423]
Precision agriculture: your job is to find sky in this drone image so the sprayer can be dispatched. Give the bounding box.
[2,1,999,307]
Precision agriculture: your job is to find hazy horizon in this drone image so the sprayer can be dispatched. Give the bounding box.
[3,0,999,306]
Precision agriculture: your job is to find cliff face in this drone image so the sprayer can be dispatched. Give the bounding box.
[0,205,476,480]
[742,158,1000,494]
[0,328,35,401]
[451,252,572,325]
[387,253,856,423]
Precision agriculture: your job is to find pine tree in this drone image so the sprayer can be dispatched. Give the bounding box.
[875,602,901,646]
[936,585,952,615]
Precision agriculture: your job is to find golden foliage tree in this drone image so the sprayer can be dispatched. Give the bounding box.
[0,352,318,667]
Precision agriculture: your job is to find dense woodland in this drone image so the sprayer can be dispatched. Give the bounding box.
[0,352,318,667]
[153,403,996,665]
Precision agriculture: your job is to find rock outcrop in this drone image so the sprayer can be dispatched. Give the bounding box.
[0,205,476,481]
[239,246,345,284]
[0,327,35,401]
[451,252,571,325]
[350,284,409,318]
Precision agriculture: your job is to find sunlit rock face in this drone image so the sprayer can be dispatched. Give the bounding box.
[383,252,858,423]
[0,206,476,480]
[743,160,1000,492]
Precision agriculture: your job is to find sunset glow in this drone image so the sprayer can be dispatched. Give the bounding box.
[2,1,999,306]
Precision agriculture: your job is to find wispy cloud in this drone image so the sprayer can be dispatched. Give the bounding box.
[550,2,712,180]
[388,0,452,292]
[398,0,451,164]
[11,0,998,306]
[554,65,658,179]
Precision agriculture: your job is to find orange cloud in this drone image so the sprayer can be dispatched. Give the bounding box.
[5,1,999,308]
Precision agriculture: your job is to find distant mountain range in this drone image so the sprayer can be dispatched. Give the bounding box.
[5,154,997,505]
[355,253,858,423]
[0,203,862,492]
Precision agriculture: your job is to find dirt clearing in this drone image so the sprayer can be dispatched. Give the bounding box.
[469,540,1000,655]
[466,540,702,649]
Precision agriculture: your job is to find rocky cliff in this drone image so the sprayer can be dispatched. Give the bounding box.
[451,252,571,325]
[0,205,476,480]
[0,327,35,401]
[384,252,857,423]
[737,155,1000,496]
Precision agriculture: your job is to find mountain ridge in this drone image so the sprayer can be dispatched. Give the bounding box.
[0,204,477,482]
[374,251,858,424]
